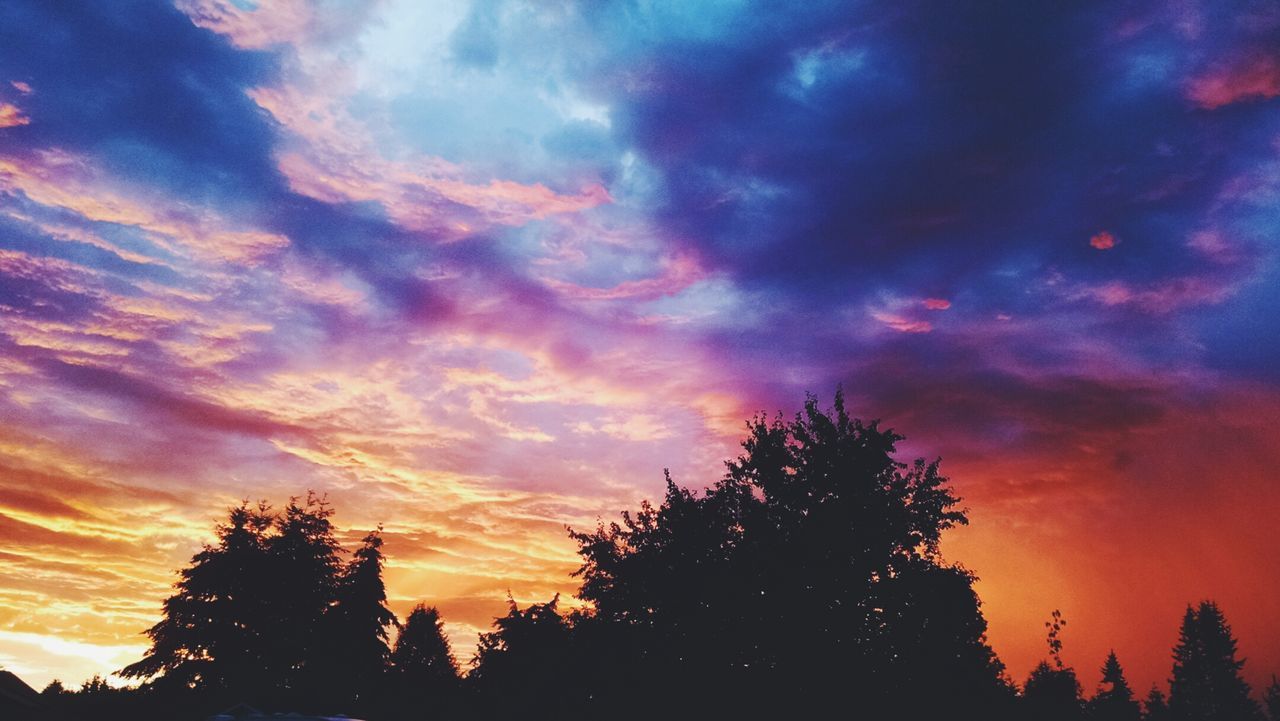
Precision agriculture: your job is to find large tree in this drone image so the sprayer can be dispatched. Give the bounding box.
[1168,602,1262,721]
[568,391,1010,717]
[120,501,276,698]
[121,494,393,714]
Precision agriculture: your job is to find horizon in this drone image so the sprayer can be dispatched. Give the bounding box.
[1,0,1279,702]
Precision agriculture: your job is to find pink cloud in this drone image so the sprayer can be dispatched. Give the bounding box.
[250,87,611,235]
[871,311,933,333]
[1069,276,1238,313]
[543,253,706,301]
[176,0,314,50]
[922,297,951,310]
[9,81,32,94]
[1187,54,1280,109]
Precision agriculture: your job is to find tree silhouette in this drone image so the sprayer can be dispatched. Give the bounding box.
[119,493,396,715]
[313,528,398,713]
[568,391,1011,717]
[387,604,459,719]
[1168,601,1262,721]
[120,500,276,699]
[1089,651,1141,721]
[1145,687,1172,721]
[261,492,343,703]
[1023,611,1083,721]
[469,595,577,716]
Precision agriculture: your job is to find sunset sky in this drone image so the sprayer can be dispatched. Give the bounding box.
[1,0,1279,696]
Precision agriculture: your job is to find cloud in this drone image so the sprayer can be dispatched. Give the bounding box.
[1187,53,1280,109]
[1089,231,1117,250]
[0,102,29,128]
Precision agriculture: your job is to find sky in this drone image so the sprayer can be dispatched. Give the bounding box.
[0,0,1278,697]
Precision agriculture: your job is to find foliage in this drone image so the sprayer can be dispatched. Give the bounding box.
[562,391,1009,717]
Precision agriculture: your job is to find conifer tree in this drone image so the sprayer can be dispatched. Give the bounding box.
[1168,601,1262,721]
[1089,651,1140,721]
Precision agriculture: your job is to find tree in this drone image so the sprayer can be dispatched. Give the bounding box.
[120,500,276,700]
[313,528,398,713]
[262,492,344,702]
[1168,601,1262,721]
[1145,687,1171,721]
[39,680,66,698]
[568,391,1010,717]
[392,605,458,686]
[119,493,392,715]
[469,595,576,715]
[1089,651,1141,721]
[1022,611,1083,721]
[387,605,460,719]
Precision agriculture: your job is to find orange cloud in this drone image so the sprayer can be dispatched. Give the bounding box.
[1089,230,1117,250]
[0,102,30,128]
[0,150,289,265]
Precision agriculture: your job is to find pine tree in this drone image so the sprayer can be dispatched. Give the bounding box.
[1089,651,1141,721]
[1168,601,1262,721]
